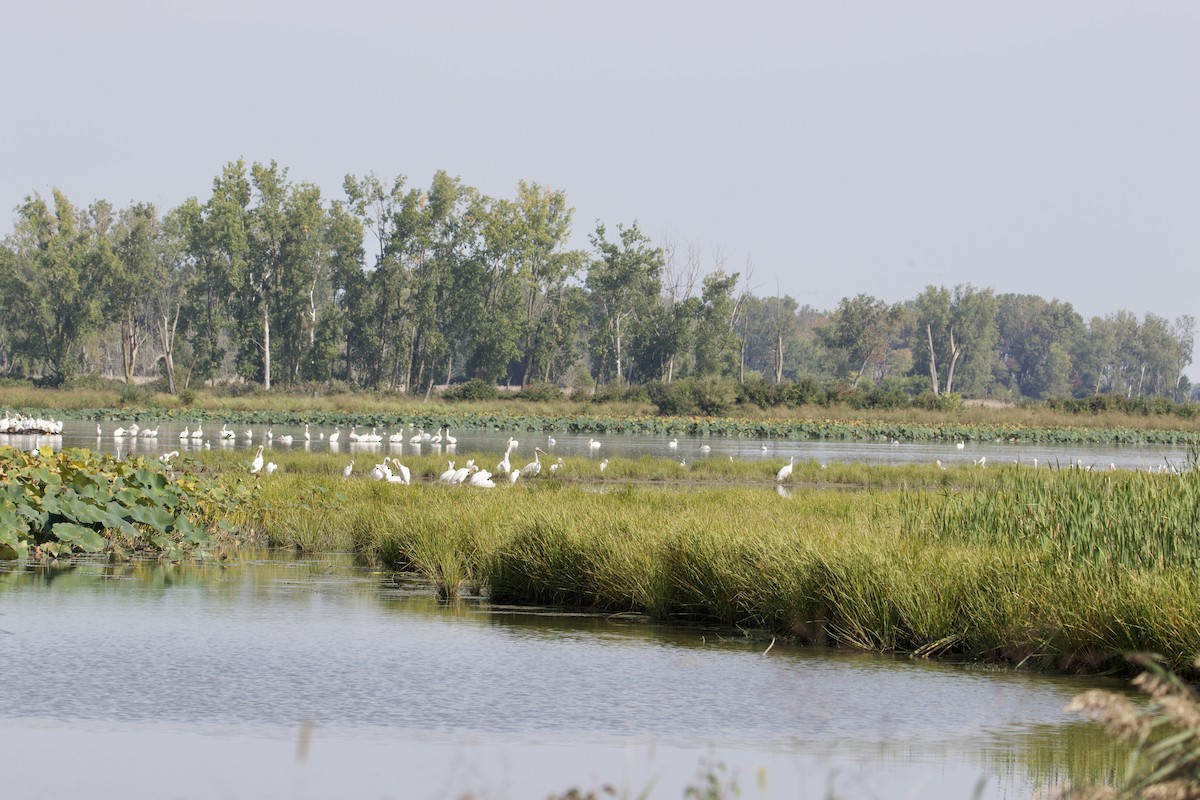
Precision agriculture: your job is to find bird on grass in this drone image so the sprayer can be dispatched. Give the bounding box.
[250,445,265,475]
[265,462,278,475]
[599,458,609,473]
[522,447,547,478]
[343,460,354,478]
[775,456,795,482]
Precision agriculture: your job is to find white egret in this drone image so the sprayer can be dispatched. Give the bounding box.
[96,424,102,436]
[343,460,354,478]
[775,456,795,482]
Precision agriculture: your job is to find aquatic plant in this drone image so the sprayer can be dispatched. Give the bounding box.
[0,445,253,560]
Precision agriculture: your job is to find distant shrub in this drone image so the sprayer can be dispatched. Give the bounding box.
[442,379,499,402]
[177,388,197,408]
[515,382,564,402]
[647,380,696,416]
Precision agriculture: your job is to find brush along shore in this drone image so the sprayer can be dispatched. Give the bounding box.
[210,448,1200,675]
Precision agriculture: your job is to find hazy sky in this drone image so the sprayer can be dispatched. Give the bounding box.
[5,1,1198,363]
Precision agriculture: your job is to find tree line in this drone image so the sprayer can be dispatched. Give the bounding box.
[0,159,1194,403]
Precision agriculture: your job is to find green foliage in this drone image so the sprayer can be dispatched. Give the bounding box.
[442,379,500,402]
[0,445,253,560]
[514,381,564,402]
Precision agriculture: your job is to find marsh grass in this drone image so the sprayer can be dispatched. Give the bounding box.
[211,448,1200,673]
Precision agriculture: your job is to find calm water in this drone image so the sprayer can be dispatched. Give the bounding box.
[5,417,1191,472]
[0,553,1122,800]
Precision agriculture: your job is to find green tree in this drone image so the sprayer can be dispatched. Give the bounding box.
[994,294,1085,399]
[586,221,663,385]
[0,190,117,383]
[817,294,894,389]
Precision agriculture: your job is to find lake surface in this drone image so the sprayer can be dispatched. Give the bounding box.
[5,417,1192,472]
[0,552,1123,800]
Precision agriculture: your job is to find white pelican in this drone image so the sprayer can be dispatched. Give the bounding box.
[547,434,556,447]
[159,451,179,464]
[588,438,601,451]
[469,468,495,488]
[509,469,520,485]
[668,438,678,449]
[342,460,354,477]
[265,462,278,475]
[409,429,424,445]
[303,424,311,442]
[179,426,189,440]
[113,426,128,437]
[699,444,711,454]
[496,438,515,474]
[278,434,294,445]
[439,461,457,483]
[388,460,411,485]
[549,458,566,472]
[250,445,265,474]
[191,423,204,440]
[955,441,965,450]
[599,458,609,473]
[389,430,405,443]
[96,424,102,436]
[522,447,547,478]
[243,429,253,441]
[329,427,341,444]
[443,428,457,446]
[430,429,443,445]
[129,423,140,436]
[776,456,795,482]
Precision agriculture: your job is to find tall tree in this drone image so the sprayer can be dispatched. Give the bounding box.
[817,294,894,389]
[586,221,663,385]
[0,190,117,383]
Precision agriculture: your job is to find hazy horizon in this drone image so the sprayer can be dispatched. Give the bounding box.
[5,1,1197,370]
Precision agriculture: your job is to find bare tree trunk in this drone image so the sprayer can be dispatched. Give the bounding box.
[262,301,272,391]
[158,306,181,395]
[926,324,940,396]
[945,326,963,395]
[774,331,784,384]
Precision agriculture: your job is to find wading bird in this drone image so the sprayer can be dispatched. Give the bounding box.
[250,445,265,475]
[342,460,354,478]
[522,447,547,478]
[776,456,795,482]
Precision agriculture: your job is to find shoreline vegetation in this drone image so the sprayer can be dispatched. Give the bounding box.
[5,384,1200,446]
[4,386,1200,679]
